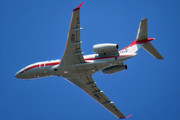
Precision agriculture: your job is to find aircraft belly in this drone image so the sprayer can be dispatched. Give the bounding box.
[55,61,105,77]
[22,67,50,79]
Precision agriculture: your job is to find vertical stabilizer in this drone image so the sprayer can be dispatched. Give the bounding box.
[136,18,164,59]
[120,18,164,59]
[136,18,147,41]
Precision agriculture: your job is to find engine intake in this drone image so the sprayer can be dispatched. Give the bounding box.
[102,65,127,74]
[93,43,118,54]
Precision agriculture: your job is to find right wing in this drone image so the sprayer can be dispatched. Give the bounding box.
[66,75,126,119]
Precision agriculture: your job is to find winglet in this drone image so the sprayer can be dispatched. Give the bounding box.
[126,114,132,118]
[73,2,84,11]
[119,114,132,119]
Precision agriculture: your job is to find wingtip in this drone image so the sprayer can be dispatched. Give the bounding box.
[119,114,132,119]
[126,114,132,118]
[73,2,84,11]
[141,18,147,21]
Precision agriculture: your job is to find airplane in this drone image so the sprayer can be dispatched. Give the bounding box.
[15,2,164,119]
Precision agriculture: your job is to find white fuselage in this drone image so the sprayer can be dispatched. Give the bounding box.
[15,52,136,79]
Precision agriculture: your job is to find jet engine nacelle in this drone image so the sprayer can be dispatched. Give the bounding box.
[102,65,127,74]
[93,43,118,54]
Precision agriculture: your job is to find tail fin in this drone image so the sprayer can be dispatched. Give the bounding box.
[136,18,148,41]
[136,18,164,59]
[120,18,164,59]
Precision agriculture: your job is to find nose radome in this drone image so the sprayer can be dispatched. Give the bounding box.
[15,67,26,79]
[15,72,20,78]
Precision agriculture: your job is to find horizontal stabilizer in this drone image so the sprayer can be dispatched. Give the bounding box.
[142,42,164,59]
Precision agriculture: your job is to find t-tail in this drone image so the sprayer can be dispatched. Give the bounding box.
[120,18,164,59]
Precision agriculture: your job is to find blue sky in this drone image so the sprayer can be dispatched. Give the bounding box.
[0,0,180,120]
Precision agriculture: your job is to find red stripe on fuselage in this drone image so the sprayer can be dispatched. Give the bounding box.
[20,62,60,75]
[25,65,39,71]
[20,64,39,75]
[20,55,131,74]
[45,62,60,66]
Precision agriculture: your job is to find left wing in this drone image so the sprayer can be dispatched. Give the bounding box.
[59,2,85,67]
[66,75,126,119]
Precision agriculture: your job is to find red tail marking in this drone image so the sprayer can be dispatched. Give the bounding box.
[120,38,155,51]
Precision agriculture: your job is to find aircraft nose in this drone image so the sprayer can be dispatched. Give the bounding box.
[15,67,27,79]
[15,72,20,78]
[15,68,24,79]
